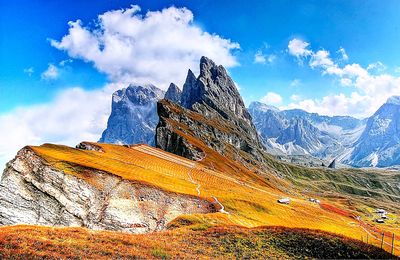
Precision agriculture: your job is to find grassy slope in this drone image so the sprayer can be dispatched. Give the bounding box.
[157,100,400,252]
[30,143,368,241]
[0,225,394,259]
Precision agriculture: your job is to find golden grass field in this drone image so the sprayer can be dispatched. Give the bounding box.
[22,142,400,256]
[0,225,394,259]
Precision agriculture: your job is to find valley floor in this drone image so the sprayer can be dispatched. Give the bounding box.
[0,225,395,259]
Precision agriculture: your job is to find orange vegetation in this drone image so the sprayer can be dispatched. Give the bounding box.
[0,225,394,259]
[27,143,391,247]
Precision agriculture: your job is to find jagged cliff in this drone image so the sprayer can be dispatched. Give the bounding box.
[164,83,182,103]
[0,144,214,233]
[99,84,165,146]
[156,57,266,164]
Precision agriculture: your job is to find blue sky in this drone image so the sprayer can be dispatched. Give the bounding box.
[1,0,400,167]
[1,0,400,112]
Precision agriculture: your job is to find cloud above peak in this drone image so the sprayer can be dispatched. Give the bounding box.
[51,5,240,89]
[285,38,400,118]
[261,92,282,105]
[41,64,59,80]
[288,38,312,58]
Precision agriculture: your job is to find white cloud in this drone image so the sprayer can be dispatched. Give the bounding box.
[310,50,334,69]
[254,50,276,64]
[287,38,312,58]
[267,54,276,63]
[0,83,125,171]
[59,59,73,66]
[50,5,239,89]
[41,64,59,80]
[286,38,400,117]
[23,67,34,76]
[338,47,348,61]
[290,94,301,101]
[0,5,241,171]
[290,79,301,87]
[367,61,386,72]
[261,92,283,105]
[254,51,266,64]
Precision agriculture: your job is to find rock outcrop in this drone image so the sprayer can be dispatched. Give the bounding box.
[99,84,165,146]
[328,159,336,169]
[164,83,182,103]
[344,96,400,167]
[156,57,265,164]
[0,147,214,233]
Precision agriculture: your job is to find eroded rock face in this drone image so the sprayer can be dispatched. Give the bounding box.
[0,147,214,233]
[99,84,165,146]
[76,142,104,152]
[164,83,182,104]
[156,57,265,163]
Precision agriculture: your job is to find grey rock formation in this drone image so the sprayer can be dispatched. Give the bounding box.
[181,69,199,109]
[184,57,256,129]
[328,159,336,169]
[344,96,400,167]
[249,101,365,163]
[248,102,288,139]
[0,147,214,233]
[156,57,265,163]
[76,142,104,152]
[99,84,165,146]
[164,83,182,103]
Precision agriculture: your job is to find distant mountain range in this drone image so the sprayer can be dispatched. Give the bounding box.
[99,68,400,168]
[249,97,400,167]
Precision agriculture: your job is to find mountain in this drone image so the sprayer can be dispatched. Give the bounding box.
[1,56,400,257]
[156,56,265,163]
[275,118,333,155]
[165,83,182,103]
[344,96,400,167]
[248,102,288,139]
[99,84,165,146]
[249,101,365,162]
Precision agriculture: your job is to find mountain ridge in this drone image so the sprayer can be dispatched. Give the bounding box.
[99,84,165,146]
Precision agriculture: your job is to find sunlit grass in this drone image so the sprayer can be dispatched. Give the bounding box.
[28,142,379,243]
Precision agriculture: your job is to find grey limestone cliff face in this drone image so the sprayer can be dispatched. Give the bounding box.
[345,96,400,167]
[164,83,182,103]
[180,69,199,108]
[0,147,214,233]
[99,84,165,146]
[183,57,257,131]
[156,57,265,163]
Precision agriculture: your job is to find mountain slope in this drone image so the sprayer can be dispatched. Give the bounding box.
[157,56,265,163]
[249,101,365,162]
[1,56,400,257]
[0,225,394,259]
[0,143,214,232]
[99,84,165,146]
[345,96,400,167]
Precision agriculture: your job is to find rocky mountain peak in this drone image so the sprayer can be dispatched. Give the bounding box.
[99,84,165,146]
[345,95,400,167]
[249,101,280,112]
[181,69,199,109]
[113,84,164,107]
[156,57,265,163]
[186,56,254,127]
[386,95,400,106]
[165,83,182,103]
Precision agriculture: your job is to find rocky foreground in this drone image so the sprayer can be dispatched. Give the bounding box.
[0,145,214,233]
